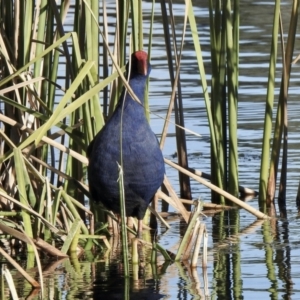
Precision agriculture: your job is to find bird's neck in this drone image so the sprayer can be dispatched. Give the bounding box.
[123,77,147,107]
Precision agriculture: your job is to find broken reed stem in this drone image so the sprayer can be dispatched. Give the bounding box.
[132,263,139,281]
[164,158,270,220]
[191,222,205,267]
[132,238,139,264]
[180,198,232,210]
[0,114,88,165]
[148,205,171,229]
[157,189,191,220]
[163,175,190,222]
[0,247,40,288]
[203,262,210,296]
[0,222,68,257]
[2,267,18,300]
[187,167,257,196]
[190,267,205,298]
[0,190,61,235]
[202,225,208,269]
[182,218,201,261]
[175,201,202,261]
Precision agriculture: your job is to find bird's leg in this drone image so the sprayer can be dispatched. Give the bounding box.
[108,214,119,236]
[137,219,143,239]
[127,217,136,241]
[150,194,158,230]
[127,217,134,229]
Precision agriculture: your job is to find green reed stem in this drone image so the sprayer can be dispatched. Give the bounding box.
[144,0,155,121]
[131,0,140,52]
[118,162,130,277]
[267,0,299,205]
[209,0,227,200]
[259,0,281,208]
[226,0,239,197]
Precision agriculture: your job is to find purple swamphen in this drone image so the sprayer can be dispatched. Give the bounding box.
[87,51,165,238]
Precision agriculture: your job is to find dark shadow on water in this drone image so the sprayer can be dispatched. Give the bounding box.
[93,273,165,300]
[92,253,168,300]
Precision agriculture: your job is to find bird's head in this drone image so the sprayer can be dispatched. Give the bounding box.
[127,51,151,78]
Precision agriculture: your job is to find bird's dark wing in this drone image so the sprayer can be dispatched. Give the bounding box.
[122,129,165,202]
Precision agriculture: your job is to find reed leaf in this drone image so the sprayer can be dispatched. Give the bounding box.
[33,182,47,238]
[0,107,84,147]
[13,148,34,252]
[35,60,95,145]
[52,188,63,225]
[0,68,121,164]
[0,32,73,87]
[44,177,52,242]
[0,190,61,235]
[50,67,124,125]
[61,190,89,235]
[61,218,82,254]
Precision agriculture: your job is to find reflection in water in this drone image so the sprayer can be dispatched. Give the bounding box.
[275,220,293,299]
[4,214,299,300]
[208,211,300,299]
[93,267,164,300]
